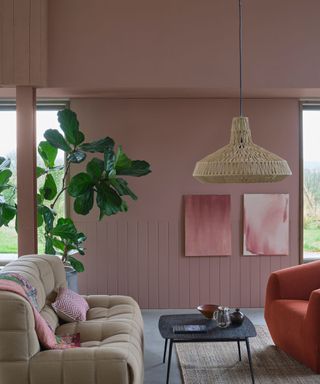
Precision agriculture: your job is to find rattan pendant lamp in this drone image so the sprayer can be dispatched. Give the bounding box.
[193,0,292,183]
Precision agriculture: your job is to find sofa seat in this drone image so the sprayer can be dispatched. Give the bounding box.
[0,255,144,384]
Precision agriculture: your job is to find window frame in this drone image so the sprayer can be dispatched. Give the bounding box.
[300,101,320,263]
[0,99,69,264]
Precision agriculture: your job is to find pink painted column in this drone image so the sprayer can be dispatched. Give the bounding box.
[16,86,37,256]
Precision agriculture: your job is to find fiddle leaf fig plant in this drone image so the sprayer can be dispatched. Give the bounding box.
[0,108,151,272]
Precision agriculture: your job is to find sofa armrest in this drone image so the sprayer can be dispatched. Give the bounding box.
[266,261,320,303]
[0,291,40,361]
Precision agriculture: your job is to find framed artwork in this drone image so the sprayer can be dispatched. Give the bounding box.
[243,194,289,256]
[184,195,231,256]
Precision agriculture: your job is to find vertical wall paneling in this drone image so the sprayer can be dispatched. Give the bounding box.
[250,257,260,307]
[240,258,251,308]
[189,258,200,307]
[1,0,14,83]
[148,221,159,308]
[230,221,240,307]
[178,223,190,308]
[220,257,231,306]
[97,222,107,294]
[117,221,128,296]
[107,222,118,294]
[158,221,169,308]
[14,0,29,83]
[168,221,179,308]
[137,221,148,308]
[210,258,221,305]
[127,221,139,302]
[199,257,210,305]
[86,222,97,295]
[259,256,271,307]
[0,0,47,86]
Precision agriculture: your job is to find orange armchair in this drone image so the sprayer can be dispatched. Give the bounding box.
[265,260,320,373]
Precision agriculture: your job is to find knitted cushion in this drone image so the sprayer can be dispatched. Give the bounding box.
[52,287,89,322]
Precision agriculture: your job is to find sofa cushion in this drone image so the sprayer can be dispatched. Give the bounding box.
[52,288,89,322]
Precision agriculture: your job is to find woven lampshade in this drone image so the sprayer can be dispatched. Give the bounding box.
[193,116,292,183]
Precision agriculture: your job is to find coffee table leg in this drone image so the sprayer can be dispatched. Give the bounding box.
[237,340,242,361]
[166,339,173,384]
[163,338,168,363]
[245,338,255,384]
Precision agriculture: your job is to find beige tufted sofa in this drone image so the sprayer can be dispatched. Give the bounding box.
[0,254,144,384]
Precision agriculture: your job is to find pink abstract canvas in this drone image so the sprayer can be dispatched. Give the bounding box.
[185,195,231,256]
[243,194,289,256]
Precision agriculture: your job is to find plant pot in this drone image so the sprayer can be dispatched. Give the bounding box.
[65,266,78,292]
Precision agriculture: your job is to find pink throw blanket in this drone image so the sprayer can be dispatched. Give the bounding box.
[0,279,80,349]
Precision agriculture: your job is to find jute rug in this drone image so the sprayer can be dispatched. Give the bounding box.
[175,326,320,383]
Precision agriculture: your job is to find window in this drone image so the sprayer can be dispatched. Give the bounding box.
[0,101,67,259]
[302,104,320,261]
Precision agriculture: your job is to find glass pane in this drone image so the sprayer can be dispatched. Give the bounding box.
[37,110,65,253]
[303,109,320,260]
[0,111,17,258]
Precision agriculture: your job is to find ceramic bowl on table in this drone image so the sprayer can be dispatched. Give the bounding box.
[197,304,219,319]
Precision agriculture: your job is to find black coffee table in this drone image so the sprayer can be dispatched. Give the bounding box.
[158,314,257,384]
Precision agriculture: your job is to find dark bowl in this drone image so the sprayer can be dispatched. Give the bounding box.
[197,304,219,319]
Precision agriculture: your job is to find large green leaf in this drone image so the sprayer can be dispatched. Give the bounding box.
[86,158,104,182]
[110,177,137,200]
[52,238,65,251]
[96,183,122,219]
[36,166,46,178]
[38,141,58,168]
[104,147,116,175]
[41,174,57,200]
[76,232,87,243]
[37,193,44,205]
[0,185,11,193]
[37,207,43,227]
[115,145,132,170]
[57,109,85,146]
[74,189,94,215]
[68,173,93,197]
[1,204,16,226]
[67,150,86,164]
[68,256,84,272]
[52,218,77,241]
[45,236,55,254]
[41,206,55,232]
[80,137,114,153]
[116,160,151,177]
[44,129,72,152]
[0,169,12,186]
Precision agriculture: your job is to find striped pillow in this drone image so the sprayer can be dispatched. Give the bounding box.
[52,287,89,322]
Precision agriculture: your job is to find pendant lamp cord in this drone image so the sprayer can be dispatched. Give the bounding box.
[239,0,244,116]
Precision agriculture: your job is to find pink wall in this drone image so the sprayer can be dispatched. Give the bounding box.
[70,98,299,308]
[45,0,320,97]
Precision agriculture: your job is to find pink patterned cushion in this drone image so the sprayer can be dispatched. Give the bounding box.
[52,288,89,322]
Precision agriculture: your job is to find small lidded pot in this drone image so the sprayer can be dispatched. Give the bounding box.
[230,308,245,325]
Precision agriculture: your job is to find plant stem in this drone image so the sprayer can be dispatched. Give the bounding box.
[50,186,67,209]
[51,160,71,209]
